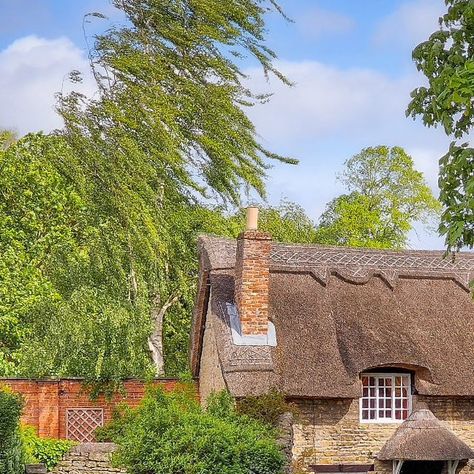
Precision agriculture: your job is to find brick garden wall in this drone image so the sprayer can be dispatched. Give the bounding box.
[292,396,474,474]
[1,378,181,441]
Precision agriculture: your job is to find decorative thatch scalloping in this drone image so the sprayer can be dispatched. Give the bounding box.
[190,236,474,398]
[197,236,474,290]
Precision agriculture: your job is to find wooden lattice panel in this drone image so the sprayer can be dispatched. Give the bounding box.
[66,408,104,442]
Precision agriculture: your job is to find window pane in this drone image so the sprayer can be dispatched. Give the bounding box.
[360,374,411,423]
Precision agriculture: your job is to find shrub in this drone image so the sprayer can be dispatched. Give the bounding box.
[236,389,298,427]
[102,384,285,474]
[20,425,75,471]
[95,403,133,442]
[0,387,25,474]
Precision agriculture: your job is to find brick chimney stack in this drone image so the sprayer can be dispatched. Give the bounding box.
[235,207,272,336]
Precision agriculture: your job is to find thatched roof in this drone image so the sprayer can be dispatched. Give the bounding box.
[190,236,474,398]
[378,409,474,460]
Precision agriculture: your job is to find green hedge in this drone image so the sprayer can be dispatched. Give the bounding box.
[0,387,25,474]
[96,384,285,474]
[21,425,75,471]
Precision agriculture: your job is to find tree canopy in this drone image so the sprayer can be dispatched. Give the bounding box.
[51,0,298,379]
[0,133,155,386]
[315,146,441,249]
[407,0,474,250]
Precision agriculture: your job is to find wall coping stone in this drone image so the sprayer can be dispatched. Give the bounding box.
[71,442,118,454]
[25,465,47,474]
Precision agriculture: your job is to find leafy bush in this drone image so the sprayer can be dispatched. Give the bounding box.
[236,389,298,427]
[101,384,285,474]
[0,387,25,474]
[95,403,133,442]
[20,425,74,471]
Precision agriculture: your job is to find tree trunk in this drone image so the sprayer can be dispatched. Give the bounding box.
[148,292,179,376]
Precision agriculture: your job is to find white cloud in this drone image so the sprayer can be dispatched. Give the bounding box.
[247,61,415,141]
[244,60,449,249]
[0,35,95,135]
[374,0,445,47]
[0,35,448,248]
[297,7,355,39]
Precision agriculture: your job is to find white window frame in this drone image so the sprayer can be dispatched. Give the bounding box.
[359,373,412,424]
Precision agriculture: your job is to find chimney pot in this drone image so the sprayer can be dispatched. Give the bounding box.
[246,207,259,231]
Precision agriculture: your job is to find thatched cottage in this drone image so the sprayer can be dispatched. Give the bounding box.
[190,208,474,474]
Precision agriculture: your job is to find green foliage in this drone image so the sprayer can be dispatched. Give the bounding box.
[407,0,474,249]
[60,0,295,203]
[0,387,24,474]
[95,403,134,443]
[0,130,312,382]
[236,389,297,427]
[20,425,74,471]
[0,133,85,375]
[315,146,441,249]
[48,0,294,380]
[229,201,318,244]
[0,133,156,386]
[101,385,285,474]
[0,130,16,151]
[17,289,155,393]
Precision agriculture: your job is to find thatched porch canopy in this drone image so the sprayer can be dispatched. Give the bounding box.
[378,409,474,461]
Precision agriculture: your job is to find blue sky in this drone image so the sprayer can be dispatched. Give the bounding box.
[0,0,450,248]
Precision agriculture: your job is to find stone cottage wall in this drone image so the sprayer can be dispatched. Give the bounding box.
[53,443,126,474]
[292,396,474,474]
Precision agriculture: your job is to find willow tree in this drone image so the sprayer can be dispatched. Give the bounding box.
[407,0,474,250]
[57,0,294,375]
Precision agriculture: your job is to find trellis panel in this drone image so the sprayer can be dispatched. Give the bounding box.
[66,408,104,442]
